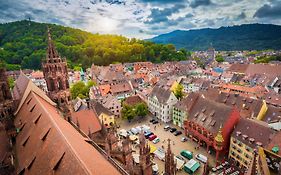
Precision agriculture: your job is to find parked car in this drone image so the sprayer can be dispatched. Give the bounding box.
[149,134,157,141]
[152,120,159,124]
[152,137,160,144]
[136,126,142,133]
[195,154,207,164]
[150,119,155,123]
[181,137,188,142]
[131,128,139,135]
[175,155,185,161]
[127,130,133,136]
[164,125,170,131]
[174,131,182,136]
[145,132,153,139]
[180,150,193,160]
[170,128,177,133]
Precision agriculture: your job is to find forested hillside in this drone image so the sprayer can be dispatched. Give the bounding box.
[150,24,281,51]
[0,20,188,70]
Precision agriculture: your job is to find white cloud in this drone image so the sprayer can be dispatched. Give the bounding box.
[0,0,280,39]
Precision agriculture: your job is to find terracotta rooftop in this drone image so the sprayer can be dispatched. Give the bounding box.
[188,96,234,134]
[14,91,121,175]
[90,100,114,116]
[149,85,173,104]
[71,109,102,135]
[232,118,275,149]
[228,64,249,74]
[12,72,30,102]
[216,92,263,118]
[123,95,144,106]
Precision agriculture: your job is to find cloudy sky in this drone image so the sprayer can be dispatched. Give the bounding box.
[1,0,281,38]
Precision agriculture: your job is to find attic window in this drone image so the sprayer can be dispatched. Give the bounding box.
[211,120,216,126]
[201,117,206,122]
[40,128,51,141]
[256,142,262,146]
[22,136,30,147]
[249,138,255,143]
[210,111,215,116]
[201,107,206,113]
[52,152,65,170]
[223,99,227,103]
[27,156,36,170]
[242,134,248,140]
[27,98,32,105]
[232,101,236,105]
[18,168,25,175]
[236,131,241,136]
[194,112,199,118]
[33,114,42,124]
[19,123,26,132]
[30,104,36,112]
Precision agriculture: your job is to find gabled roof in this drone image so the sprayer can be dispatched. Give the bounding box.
[123,95,144,106]
[188,96,234,133]
[149,85,173,104]
[12,72,30,101]
[14,91,121,175]
[13,73,56,115]
[90,100,114,116]
[232,118,275,149]
[71,109,102,135]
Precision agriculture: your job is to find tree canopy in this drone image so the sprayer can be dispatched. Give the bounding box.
[121,102,148,121]
[70,80,95,99]
[173,83,184,100]
[0,20,188,70]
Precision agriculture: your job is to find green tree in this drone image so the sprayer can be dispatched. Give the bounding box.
[70,80,95,99]
[8,77,15,89]
[121,104,136,122]
[174,84,184,100]
[215,55,224,62]
[135,103,148,118]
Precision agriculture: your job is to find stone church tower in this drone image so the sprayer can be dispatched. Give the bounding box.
[164,139,176,175]
[42,28,72,119]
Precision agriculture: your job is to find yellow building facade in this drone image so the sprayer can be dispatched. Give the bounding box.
[99,112,115,128]
[228,137,254,170]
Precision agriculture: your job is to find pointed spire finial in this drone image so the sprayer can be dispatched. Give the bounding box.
[215,124,224,143]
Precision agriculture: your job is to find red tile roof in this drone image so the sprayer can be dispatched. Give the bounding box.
[71,109,102,135]
[14,91,121,175]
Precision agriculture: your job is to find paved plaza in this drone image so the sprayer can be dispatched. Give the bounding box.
[116,116,217,175]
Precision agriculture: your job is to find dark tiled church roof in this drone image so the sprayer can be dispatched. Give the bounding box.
[14,91,121,175]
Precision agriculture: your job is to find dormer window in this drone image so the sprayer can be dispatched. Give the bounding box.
[242,134,248,140]
[249,138,255,143]
[236,131,241,136]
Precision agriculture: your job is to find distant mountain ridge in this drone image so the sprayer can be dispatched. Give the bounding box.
[149,24,281,51]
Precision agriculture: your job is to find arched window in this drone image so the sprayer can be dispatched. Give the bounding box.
[65,80,69,89]
[58,78,64,90]
[49,79,55,91]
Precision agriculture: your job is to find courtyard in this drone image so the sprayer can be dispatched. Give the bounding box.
[116,116,217,175]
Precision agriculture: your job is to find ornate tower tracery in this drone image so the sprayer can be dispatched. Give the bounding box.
[42,28,72,119]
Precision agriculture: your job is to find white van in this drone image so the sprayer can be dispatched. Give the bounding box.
[195,154,207,163]
[131,128,139,135]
